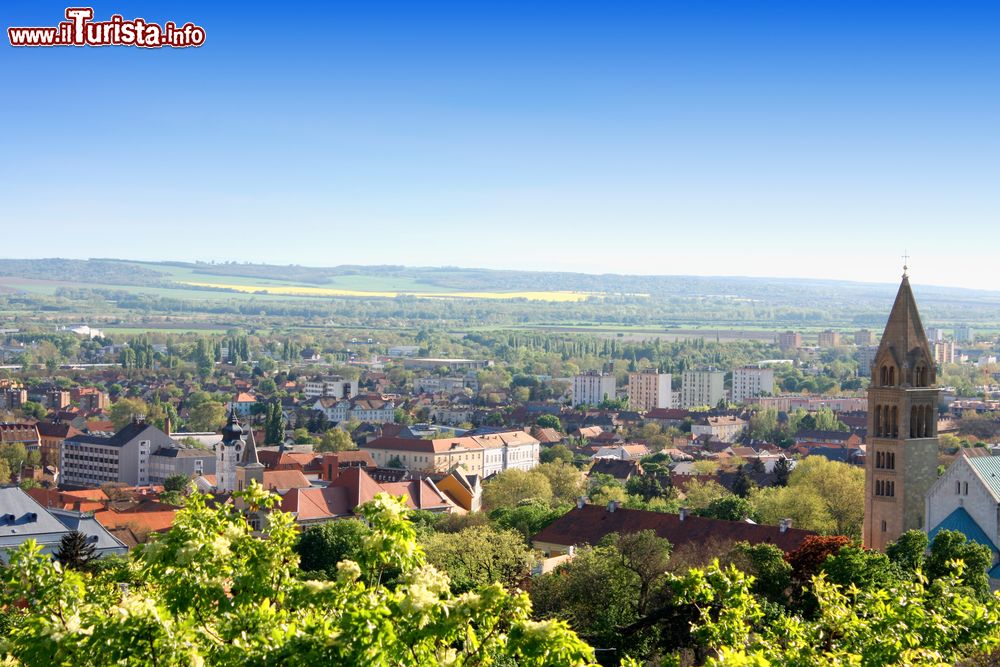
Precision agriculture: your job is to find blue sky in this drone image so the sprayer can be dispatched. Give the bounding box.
[2,1,998,289]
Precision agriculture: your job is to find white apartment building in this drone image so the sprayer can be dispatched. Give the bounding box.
[955,326,974,343]
[933,340,956,365]
[857,345,879,378]
[731,366,775,404]
[572,372,616,407]
[627,370,672,411]
[303,376,359,400]
[681,369,725,409]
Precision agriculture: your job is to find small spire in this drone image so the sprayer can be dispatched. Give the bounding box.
[901,251,909,278]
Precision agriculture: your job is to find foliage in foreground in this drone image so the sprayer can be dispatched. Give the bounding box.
[0,483,598,666]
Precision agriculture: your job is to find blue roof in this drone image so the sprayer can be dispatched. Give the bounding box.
[928,507,999,553]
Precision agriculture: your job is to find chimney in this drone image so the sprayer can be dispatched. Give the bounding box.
[679,507,689,521]
[576,496,586,509]
[607,500,618,513]
[779,518,792,533]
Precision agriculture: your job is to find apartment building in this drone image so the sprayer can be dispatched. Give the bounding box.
[313,395,395,424]
[778,331,802,350]
[572,372,616,407]
[933,340,956,365]
[681,369,725,409]
[61,422,172,488]
[955,326,974,343]
[731,366,775,403]
[303,376,359,400]
[361,430,540,477]
[854,330,875,345]
[857,345,878,377]
[817,330,841,347]
[627,370,672,411]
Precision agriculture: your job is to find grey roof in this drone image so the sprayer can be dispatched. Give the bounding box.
[68,422,167,448]
[49,509,128,552]
[152,446,213,458]
[966,456,1000,500]
[0,487,128,562]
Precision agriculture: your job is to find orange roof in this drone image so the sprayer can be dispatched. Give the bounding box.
[233,392,257,403]
[93,509,177,533]
[262,470,311,492]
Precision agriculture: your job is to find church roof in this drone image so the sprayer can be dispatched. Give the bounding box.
[965,456,1000,501]
[928,506,998,554]
[876,274,934,375]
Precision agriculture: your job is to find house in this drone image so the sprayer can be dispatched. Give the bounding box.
[691,415,747,443]
[589,459,644,482]
[0,423,41,452]
[312,395,396,425]
[531,503,815,558]
[361,430,540,478]
[36,421,81,467]
[227,392,258,416]
[592,444,650,461]
[794,430,861,447]
[925,453,1000,586]
[0,486,127,563]
[279,467,456,524]
[435,468,483,512]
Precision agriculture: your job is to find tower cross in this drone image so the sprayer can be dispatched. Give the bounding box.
[901,251,909,276]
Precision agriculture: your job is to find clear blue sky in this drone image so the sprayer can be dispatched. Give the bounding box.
[2,1,998,289]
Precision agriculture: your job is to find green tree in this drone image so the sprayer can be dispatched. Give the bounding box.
[317,428,356,452]
[163,474,190,494]
[109,397,149,430]
[536,414,562,430]
[534,462,586,505]
[423,525,536,593]
[0,485,599,666]
[490,500,571,539]
[54,530,97,570]
[539,444,574,464]
[483,469,554,511]
[294,518,370,578]
[699,495,757,522]
[187,400,226,432]
[925,529,993,598]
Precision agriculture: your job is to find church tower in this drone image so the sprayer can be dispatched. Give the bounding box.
[863,267,939,550]
[236,425,266,492]
[216,407,244,493]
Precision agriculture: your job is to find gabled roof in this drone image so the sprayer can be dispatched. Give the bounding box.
[531,504,815,553]
[964,456,1000,502]
[928,507,998,553]
[68,422,168,448]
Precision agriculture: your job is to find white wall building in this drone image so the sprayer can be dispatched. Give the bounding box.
[731,366,775,404]
[627,370,672,411]
[681,369,725,408]
[572,372,616,407]
[303,376,359,400]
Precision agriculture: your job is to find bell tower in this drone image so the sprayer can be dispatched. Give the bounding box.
[863,266,939,550]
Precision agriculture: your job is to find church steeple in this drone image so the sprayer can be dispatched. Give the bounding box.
[863,269,940,551]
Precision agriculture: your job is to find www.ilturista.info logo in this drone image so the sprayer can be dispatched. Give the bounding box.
[8,7,205,48]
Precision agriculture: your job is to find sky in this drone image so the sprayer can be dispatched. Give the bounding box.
[1,1,998,289]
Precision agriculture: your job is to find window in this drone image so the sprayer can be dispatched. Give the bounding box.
[964,481,969,495]
[881,520,887,532]
[957,481,962,494]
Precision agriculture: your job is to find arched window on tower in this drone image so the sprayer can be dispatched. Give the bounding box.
[875,405,883,437]
[910,406,917,439]
[889,367,895,386]
[891,405,899,438]
[880,366,888,386]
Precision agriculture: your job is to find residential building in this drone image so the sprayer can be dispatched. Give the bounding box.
[226,392,257,416]
[857,345,878,377]
[303,376,359,400]
[531,503,815,558]
[731,366,775,403]
[778,331,802,350]
[627,370,672,411]
[572,372,616,407]
[312,395,396,424]
[681,369,725,408]
[863,270,939,551]
[691,415,748,443]
[0,387,27,411]
[361,430,540,477]
[955,326,974,343]
[933,340,956,365]
[854,329,875,345]
[0,487,126,563]
[414,376,469,394]
[72,386,109,412]
[36,421,81,467]
[749,395,868,413]
[387,345,420,357]
[61,422,172,488]
[817,330,841,347]
[402,358,491,371]
[925,327,944,342]
[46,389,71,410]
[0,423,40,454]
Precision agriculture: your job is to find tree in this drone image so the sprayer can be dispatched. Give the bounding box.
[731,467,754,498]
[317,429,356,452]
[293,427,318,445]
[539,444,574,464]
[54,530,96,570]
[886,529,929,573]
[772,457,792,486]
[534,462,586,505]
[536,414,562,430]
[925,529,993,598]
[603,530,672,615]
[482,469,553,511]
[490,500,571,539]
[109,397,149,430]
[163,474,190,494]
[422,525,535,594]
[679,479,731,512]
[0,485,599,666]
[294,518,370,578]
[187,400,226,432]
[626,475,665,502]
[699,495,757,522]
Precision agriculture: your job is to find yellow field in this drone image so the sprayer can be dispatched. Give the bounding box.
[179,281,593,302]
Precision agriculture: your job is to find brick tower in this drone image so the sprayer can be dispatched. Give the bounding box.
[863,267,939,550]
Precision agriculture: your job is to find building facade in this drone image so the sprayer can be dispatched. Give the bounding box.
[303,376,359,399]
[681,369,725,409]
[778,332,802,350]
[854,329,875,345]
[731,366,775,403]
[572,372,616,407]
[627,370,672,411]
[817,330,841,347]
[863,271,939,551]
[61,422,173,488]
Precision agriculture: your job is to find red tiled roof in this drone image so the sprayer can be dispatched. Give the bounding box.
[532,504,814,553]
